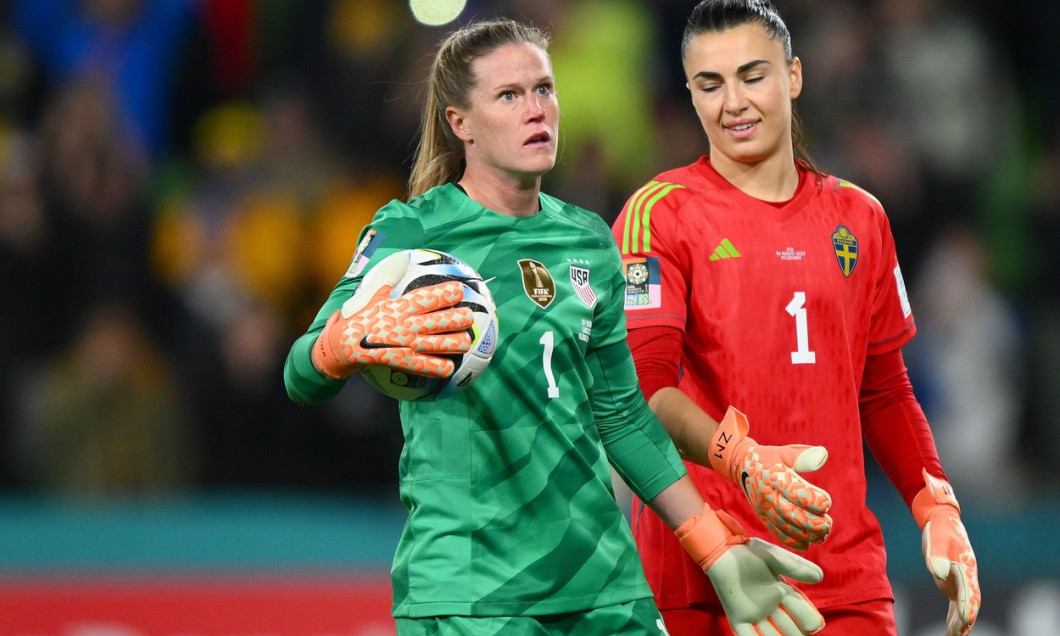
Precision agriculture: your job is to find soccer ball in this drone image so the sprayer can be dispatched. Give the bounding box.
[361,248,499,401]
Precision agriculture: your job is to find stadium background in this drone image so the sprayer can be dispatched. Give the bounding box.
[1,0,1058,634]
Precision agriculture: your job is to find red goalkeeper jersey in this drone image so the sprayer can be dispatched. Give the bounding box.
[612,157,916,610]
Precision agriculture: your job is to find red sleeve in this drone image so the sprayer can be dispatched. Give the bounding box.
[860,348,945,507]
[627,326,683,402]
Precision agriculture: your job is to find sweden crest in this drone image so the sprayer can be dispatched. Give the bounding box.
[831,225,858,277]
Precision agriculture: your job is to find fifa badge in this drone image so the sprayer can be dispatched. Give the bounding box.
[518,259,556,308]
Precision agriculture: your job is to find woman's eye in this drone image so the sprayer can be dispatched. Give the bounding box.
[500,91,515,101]
[536,84,552,95]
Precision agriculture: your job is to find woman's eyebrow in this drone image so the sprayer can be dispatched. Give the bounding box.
[691,59,770,81]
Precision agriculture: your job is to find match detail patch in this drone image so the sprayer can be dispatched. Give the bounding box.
[622,256,661,310]
[346,229,382,278]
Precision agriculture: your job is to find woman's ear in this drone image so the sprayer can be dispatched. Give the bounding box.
[446,106,473,143]
[789,57,803,100]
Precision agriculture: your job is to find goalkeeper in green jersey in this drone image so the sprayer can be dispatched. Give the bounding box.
[285,18,826,636]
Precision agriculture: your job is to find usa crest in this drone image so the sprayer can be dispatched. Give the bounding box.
[518,259,556,308]
[831,225,858,277]
[570,265,597,308]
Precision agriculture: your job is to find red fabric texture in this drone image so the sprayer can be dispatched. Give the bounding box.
[627,325,682,401]
[860,348,945,507]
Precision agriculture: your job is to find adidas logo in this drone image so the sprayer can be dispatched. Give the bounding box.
[709,239,741,261]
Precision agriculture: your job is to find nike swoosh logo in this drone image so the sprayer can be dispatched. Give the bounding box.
[741,470,752,494]
[359,336,393,350]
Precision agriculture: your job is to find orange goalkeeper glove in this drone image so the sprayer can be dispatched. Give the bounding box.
[312,252,474,381]
[676,504,825,636]
[708,407,832,550]
[912,469,981,636]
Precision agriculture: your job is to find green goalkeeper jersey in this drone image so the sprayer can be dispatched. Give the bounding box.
[284,184,686,617]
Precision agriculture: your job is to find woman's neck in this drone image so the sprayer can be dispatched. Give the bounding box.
[710,149,801,203]
[458,171,541,217]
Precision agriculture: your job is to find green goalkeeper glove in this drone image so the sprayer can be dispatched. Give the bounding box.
[676,504,825,636]
[312,251,474,380]
[708,407,833,550]
[912,469,981,636]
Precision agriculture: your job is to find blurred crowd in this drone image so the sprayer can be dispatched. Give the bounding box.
[0,0,1057,503]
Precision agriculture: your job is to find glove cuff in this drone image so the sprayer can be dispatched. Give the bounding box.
[311,311,356,380]
[707,406,752,482]
[911,468,961,530]
[675,505,749,571]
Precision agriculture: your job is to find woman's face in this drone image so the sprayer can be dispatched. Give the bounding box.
[682,23,802,170]
[448,42,559,187]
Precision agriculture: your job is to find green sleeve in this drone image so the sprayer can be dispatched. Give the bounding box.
[584,224,685,501]
[283,275,359,405]
[589,339,686,502]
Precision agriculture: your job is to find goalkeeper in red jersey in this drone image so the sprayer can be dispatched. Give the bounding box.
[611,1,981,634]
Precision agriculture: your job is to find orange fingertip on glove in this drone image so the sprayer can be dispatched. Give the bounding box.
[912,469,981,636]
